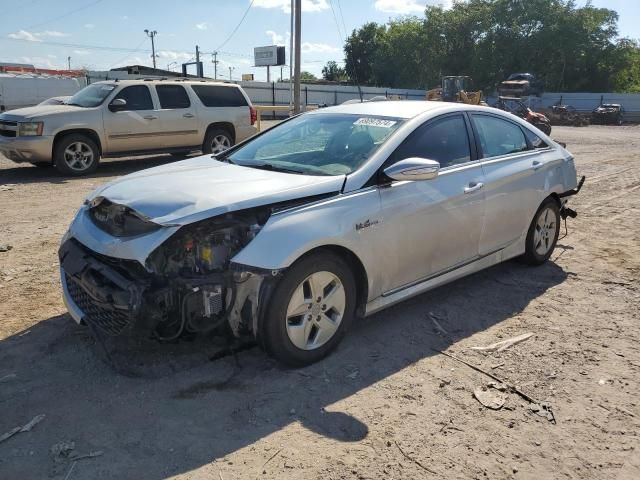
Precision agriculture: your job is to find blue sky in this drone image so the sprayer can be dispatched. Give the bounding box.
[1,0,638,81]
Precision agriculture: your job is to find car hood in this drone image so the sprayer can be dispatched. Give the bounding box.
[0,104,88,120]
[87,155,345,226]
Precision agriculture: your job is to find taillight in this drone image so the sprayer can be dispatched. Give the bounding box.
[250,106,257,125]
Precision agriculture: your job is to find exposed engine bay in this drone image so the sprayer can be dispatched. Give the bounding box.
[60,203,276,342]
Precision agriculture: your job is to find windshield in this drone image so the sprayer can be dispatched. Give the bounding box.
[66,83,116,107]
[226,113,404,176]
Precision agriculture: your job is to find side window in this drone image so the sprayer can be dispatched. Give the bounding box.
[522,127,549,149]
[472,114,527,158]
[156,85,190,109]
[191,85,248,107]
[111,85,153,111]
[391,115,471,168]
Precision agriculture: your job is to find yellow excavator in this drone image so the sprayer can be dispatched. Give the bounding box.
[426,76,483,105]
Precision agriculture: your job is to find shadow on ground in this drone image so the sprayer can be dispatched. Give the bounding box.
[0,153,192,186]
[0,260,568,478]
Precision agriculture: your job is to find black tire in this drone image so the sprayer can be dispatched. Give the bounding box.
[202,128,233,155]
[261,252,357,367]
[53,134,99,176]
[522,198,561,265]
[30,161,51,168]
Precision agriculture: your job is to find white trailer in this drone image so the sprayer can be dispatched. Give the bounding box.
[0,74,87,112]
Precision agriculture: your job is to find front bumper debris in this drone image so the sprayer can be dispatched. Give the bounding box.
[59,238,270,340]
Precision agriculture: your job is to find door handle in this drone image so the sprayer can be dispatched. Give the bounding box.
[464,182,484,194]
[532,160,542,170]
[183,113,195,118]
[143,115,158,120]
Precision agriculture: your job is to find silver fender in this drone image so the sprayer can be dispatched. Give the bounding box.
[231,188,385,301]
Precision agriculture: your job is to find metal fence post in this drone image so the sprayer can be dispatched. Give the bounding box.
[334,89,338,105]
[305,86,308,107]
[272,82,276,120]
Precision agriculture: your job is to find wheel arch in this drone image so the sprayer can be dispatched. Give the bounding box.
[288,244,369,316]
[205,122,236,143]
[53,128,102,160]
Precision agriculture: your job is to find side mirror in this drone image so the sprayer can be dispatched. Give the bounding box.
[383,157,440,182]
[108,98,127,112]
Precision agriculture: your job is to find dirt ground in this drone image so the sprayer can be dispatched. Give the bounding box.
[0,125,638,479]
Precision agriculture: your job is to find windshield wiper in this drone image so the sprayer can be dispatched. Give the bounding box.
[243,162,305,174]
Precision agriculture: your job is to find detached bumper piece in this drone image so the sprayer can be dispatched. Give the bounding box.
[59,239,161,336]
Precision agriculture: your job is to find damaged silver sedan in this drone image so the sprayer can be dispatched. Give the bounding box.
[59,101,583,366]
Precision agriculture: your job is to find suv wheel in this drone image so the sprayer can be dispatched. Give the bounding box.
[54,134,99,176]
[203,128,233,155]
[261,252,356,367]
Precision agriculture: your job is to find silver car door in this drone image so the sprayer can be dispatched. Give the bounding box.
[103,85,161,153]
[470,113,549,256]
[376,113,486,293]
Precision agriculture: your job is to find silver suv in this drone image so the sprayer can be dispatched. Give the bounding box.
[0,79,257,175]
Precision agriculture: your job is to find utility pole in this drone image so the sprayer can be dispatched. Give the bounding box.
[144,29,157,68]
[212,51,219,80]
[67,56,71,70]
[289,0,294,111]
[293,0,302,113]
[229,66,235,81]
[195,45,200,64]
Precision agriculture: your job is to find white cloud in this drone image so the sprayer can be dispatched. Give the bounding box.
[47,54,57,59]
[301,42,339,53]
[254,0,328,13]
[84,23,95,29]
[7,30,70,42]
[121,15,129,20]
[73,49,90,55]
[38,30,70,38]
[374,0,451,14]
[157,50,193,61]
[265,30,290,45]
[196,22,208,30]
[19,56,62,69]
[8,30,41,42]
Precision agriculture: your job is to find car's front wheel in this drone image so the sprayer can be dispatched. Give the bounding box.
[53,134,99,176]
[522,198,560,265]
[262,252,357,367]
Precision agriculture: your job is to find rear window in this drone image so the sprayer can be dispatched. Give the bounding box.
[156,85,190,109]
[191,85,248,107]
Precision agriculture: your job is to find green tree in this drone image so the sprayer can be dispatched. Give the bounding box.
[342,0,640,93]
[299,71,318,82]
[322,61,348,82]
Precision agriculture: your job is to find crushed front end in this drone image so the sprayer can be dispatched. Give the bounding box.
[59,198,276,342]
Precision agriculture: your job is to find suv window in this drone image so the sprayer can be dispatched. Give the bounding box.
[390,114,471,168]
[156,85,191,109]
[111,85,153,111]
[523,128,549,149]
[191,85,248,107]
[472,114,527,158]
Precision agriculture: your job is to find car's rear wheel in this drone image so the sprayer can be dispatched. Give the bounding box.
[262,252,356,367]
[203,128,233,155]
[522,198,560,265]
[54,134,99,176]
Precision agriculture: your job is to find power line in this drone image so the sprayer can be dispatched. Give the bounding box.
[107,37,148,69]
[214,0,255,51]
[1,36,151,53]
[336,0,349,39]
[328,0,345,42]
[13,0,105,33]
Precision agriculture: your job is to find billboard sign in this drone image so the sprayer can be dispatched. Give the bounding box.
[254,45,286,67]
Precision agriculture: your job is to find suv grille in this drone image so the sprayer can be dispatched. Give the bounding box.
[65,274,132,336]
[0,120,17,137]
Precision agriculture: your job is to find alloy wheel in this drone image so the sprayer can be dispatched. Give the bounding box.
[285,271,346,351]
[63,141,94,171]
[533,206,557,256]
[210,135,231,154]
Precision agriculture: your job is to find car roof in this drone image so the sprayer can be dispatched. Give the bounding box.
[92,79,239,87]
[308,100,486,120]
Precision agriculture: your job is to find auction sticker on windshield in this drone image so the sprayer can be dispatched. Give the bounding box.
[353,118,397,128]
